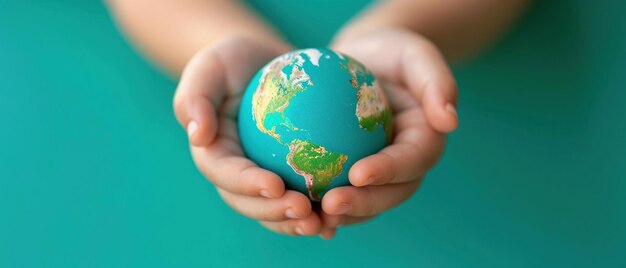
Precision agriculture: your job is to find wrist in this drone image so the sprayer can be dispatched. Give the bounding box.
[330,26,423,53]
[215,32,293,55]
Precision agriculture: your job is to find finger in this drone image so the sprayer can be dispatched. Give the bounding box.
[319,227,337,240]
[321,210,374,229]
[322,180,422,217]
[402,37,459,133]
[191,123,285,198]
[259,212,323,236]
[349,108,445,186]
[219,189,312,222]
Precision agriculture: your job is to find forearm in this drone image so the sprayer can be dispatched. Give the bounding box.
[106,0,290,76]
[334,0,530,61]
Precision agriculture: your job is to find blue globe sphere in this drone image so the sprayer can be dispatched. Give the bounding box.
[238,48,393,201]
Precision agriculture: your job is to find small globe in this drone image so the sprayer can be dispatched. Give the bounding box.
[238,48,393,201]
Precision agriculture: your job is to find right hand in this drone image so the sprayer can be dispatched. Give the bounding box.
[173,37,322,236]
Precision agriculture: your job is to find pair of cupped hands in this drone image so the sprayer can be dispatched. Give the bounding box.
[173,28,458,239]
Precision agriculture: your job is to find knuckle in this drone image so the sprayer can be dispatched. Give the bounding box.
[238,166,258,195]
[361,188,376,216]
[378,152,397,183]
[260,204,281,221]
[260,207,272,220]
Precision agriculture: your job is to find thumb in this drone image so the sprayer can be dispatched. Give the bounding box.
[419,80,459,133]
[174,97,219,146]
[173,47,225,146]
[401,36,459,133]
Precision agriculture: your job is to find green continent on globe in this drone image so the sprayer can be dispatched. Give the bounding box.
[286,139,349,201]
[341,56,394,141]
[251,51,313,143]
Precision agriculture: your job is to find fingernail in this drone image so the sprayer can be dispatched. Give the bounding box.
[187,120,198,138]
[295,227,305,236]
[337,203,352,215]
[259,189,271,198]
[320,228,336,240]
[285,208,299,219]
[445,103,458,118]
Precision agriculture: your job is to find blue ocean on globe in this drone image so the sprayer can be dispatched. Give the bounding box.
[238,48,393,200]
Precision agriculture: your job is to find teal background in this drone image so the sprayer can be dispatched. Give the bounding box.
[238,48,388,198]
[0,0,624,267]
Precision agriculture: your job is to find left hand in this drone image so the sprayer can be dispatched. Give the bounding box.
[173,37,323,237]
[319,28,459,239]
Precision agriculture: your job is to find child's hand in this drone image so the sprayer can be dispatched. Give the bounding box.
[319,29,459,237]
[173,38,323,236]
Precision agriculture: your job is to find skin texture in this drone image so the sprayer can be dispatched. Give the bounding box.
[106,0,290,75]
[106,0,529,239]
[335,0,531,61]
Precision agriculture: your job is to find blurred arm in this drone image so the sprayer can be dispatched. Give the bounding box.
[334,0,531,61]
[106,0,290,76]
